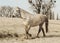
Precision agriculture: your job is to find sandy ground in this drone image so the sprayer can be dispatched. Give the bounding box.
[0,17,60,43]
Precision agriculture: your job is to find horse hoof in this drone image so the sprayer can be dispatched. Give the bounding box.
[43,35,46,37]
[46,30,48,33]
[36,36,40,38]
[29,34,32,37]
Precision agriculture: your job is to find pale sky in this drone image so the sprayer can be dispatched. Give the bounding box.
[0,0,60,19]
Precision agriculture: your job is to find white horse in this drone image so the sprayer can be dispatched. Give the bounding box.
[14,7,48,38]
[21,14,48,39]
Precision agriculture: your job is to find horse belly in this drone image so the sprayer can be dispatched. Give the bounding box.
[30,15,44,27]
[31,20,42,27]
[31,23,39,27]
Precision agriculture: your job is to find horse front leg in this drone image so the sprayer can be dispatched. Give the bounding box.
[25,25,32,39]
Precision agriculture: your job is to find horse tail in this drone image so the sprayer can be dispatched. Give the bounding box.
[45,17,49,33]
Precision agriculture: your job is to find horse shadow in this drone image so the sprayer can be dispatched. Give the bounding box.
[28,32,60,39]
[42,34,60,38]
[28,34,60,40]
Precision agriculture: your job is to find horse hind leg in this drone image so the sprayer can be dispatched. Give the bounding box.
[37,27,42,38]
[45,17,49,33]
[37,25,42,38]
[45,22,48,33]
[37,25,46,38]
[41,27,46,37]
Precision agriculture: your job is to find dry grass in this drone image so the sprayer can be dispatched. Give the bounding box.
[0,17,60,43]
